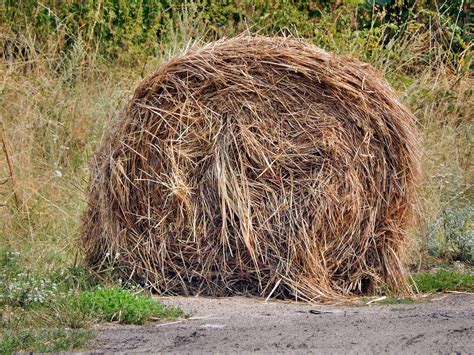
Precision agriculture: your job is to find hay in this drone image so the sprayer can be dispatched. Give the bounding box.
[82,36,421,301]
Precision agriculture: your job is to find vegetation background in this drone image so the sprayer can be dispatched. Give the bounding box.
[0,0,472,352]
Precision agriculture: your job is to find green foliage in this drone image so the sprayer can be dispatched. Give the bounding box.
[412,270,474,293]
[1,0,169,63]
[0,249,183,353]
[72,286,184,324]
[1,0,469,66]
[0,250,104,309]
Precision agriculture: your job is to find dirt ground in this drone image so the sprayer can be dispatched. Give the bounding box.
[91,294,473,354]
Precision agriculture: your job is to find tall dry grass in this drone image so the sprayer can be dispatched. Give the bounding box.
[0,46,134,270]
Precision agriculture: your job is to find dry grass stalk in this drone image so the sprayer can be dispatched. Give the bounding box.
[82,36,421,301]
[1,125,20,208]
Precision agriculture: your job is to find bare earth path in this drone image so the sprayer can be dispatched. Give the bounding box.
[92,294,473,354]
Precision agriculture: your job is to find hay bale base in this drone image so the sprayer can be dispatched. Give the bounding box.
[82,36,421,301]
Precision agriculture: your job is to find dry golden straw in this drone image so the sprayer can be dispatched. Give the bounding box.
[82,36,421,301]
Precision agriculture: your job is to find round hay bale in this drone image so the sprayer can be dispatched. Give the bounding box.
[82,36,421,301]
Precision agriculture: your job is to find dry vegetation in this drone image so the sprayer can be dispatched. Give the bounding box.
[0,1,472,292]
[0,1,472,351]
[82,36,421,301]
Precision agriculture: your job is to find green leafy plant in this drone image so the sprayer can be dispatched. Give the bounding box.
[412,270,474,293]
[0,249,183,353]
[0,251,65,308]
[72,286,184,324]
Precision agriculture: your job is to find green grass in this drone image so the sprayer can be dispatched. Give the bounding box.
[411,270,474,293]
[0,284,184,353]
[0,328,95,354]
[362,270,473,306]
[377,297,415,305]
[0,250,184,353]
[72,286,184,325]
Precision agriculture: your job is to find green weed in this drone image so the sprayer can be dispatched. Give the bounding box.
[411,270,474,293]
[0,250,184,353]
[427,207,473,264]
[72,286,184,325]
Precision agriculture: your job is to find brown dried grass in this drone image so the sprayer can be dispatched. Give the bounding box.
[82,36,421,301]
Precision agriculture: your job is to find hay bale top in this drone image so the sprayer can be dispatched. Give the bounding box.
[83,36,421,301]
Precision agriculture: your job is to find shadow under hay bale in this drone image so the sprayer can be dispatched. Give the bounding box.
[82,36,421,301]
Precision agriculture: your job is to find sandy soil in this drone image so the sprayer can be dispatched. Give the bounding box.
[91,294,473,354]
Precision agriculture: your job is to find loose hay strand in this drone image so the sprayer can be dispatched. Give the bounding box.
[82,36,421,302]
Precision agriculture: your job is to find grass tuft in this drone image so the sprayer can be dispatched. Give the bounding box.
[0,328,95,354]
[72,286,184,325]
[411,270,474,293]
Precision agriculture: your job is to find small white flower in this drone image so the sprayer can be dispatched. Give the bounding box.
[54,170,62,177]
[8,251,20,258]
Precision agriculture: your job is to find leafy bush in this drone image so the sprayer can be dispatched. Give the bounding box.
[2,0,469,65]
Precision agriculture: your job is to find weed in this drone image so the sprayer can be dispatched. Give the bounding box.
[427,207,473,264]
[411,270,474,293]
[72,286,184,325]
[0,250,184,353]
